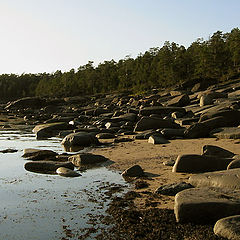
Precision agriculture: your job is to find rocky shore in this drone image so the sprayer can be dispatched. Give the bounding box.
[1,78,240,239]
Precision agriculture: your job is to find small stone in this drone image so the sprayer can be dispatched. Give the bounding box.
[56,167,81,177]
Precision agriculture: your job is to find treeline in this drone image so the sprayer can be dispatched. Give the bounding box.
[1,28,240,101]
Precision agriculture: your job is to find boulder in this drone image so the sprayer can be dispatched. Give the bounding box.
[148,134,169,144]
[202,145,235,158]
[24,161,74,174]
[134,116,180,131]
[184,116,238,138]
[189,169,240,189]
[33,122,73,139]
[22,148,58,160]
[69,153,108,166]
[199,95,213,107]
[214,215,240,240]
[122,165,144,177]
[139,106,186,116]
[161,128,185,139]
[56,167,81,177]
[167,94,190,107]
[172,154,232,173]
[199,110,240,124]
[155,182,193,196]
[174,187,240,223]
[61,132,99,147]
[210,127,240,139]
[5,97,46,109]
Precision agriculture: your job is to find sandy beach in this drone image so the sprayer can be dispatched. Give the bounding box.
[92,137,240,210]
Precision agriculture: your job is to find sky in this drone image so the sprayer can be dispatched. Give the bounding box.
[0,0,239,74]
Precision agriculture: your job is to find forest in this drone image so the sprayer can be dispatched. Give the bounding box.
[0,28,240,101]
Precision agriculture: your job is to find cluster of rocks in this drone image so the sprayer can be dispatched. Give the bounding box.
[22,148,109,177]
[3,79,240,239]
[2,79,240,145]
[154,145,240,239]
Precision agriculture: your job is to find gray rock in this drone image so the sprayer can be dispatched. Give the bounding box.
[210,127,240,139]
[56,167,81,177]
[24,161,74,174]
[174,187,240,223]
[167,94,190,107]
[184,115,239,138]
[148,134,169,144]
[122,164,144,177]
[134,116,180,131]
[202,145,235,158]
[189,169,240,189]
[172,154,232,173]
[69,153,108,166]
[155,182,193,196]
[22,148,58,160]
[161,128,185,139]
[199,109,240,124]
[199,95,213,107]
[61,132,99,147]
[214,215,240,240]
[33,122,73,139]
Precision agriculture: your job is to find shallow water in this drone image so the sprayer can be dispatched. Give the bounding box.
[0,130,128,240]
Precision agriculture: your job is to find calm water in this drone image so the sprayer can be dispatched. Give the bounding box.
[0,130,128,240]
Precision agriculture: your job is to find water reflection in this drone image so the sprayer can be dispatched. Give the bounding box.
[0,129,128,240]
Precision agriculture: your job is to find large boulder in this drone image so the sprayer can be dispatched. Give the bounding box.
[214,215,240,240]
[68,153,108,166]
[33,122,73,139]
[189,169,240,189]
[184,116,239,138]
[61,132,99,148]
[174,187,240,223]
[24,161,74,174]
[22,148,58,160]
[5,97,46,109]
[201,145,235,158]
[134,117,181,131]
[210,127,240,139]
[199,110,240,124]
[172,154,232,173]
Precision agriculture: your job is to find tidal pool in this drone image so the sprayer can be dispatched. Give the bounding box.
[0,130,128,240]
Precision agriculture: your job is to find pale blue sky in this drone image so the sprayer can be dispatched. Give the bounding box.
[0,0,239,74]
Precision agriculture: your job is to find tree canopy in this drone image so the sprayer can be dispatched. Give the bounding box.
[1,28,240,101]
